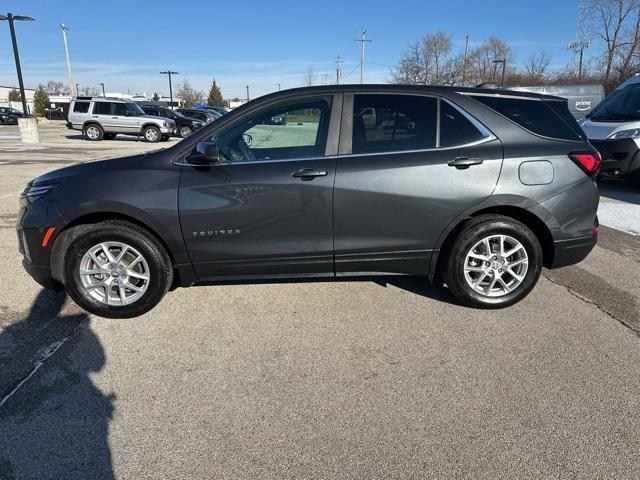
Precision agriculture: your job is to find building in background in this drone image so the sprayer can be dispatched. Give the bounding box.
[0,85,36,113]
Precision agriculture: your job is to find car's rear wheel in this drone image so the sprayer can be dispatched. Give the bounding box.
[442,215,542,309]
[83,123,104,141]
[143,125,161,143]
[63,221,173,318]
[179,125,193,138]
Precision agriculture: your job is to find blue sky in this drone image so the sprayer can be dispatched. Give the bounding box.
[0,0,584,98]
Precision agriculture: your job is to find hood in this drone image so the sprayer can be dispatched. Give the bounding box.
[140,114,175,125]
[580,118,640,140]
[33,153,148,186]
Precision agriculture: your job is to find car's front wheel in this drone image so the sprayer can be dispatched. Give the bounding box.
[143,125,161,143]
[442,215,542,309]
[63,221,173,318]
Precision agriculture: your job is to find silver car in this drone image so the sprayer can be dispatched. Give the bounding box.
[66,97,176,142]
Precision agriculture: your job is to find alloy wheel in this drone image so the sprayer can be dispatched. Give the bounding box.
[79,241,150,306]
[463,234,528,297]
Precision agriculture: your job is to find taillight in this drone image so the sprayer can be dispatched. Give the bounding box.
[569,151,602,176]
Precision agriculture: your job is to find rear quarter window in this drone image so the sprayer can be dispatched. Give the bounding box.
[72,101,90,113]
[470,95,581,141]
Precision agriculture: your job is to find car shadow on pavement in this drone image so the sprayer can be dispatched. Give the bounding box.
[0,289,115,480]
[200,275,462,306]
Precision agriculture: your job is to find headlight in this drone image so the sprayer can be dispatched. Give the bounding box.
[163,121,170,128]
[22,183,60,199]
[608,128,640,139]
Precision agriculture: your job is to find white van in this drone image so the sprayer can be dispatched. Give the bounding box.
[579,74,640,178]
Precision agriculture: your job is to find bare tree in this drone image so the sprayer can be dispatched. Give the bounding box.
[176,79,204,108]
[78,86,99,96]
[585,0,640,80]
[45,81,69,95]
[466,37,513,85]
[391,32,454,85]
[524,52,553,80]
[303,66,317,86]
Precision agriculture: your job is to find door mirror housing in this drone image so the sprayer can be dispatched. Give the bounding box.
[187,141,219,165]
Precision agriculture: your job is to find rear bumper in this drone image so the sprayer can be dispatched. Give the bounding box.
[590,138,640,178]
[549,232,597,268]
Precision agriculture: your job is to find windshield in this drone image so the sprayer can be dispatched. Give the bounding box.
[128,103,146,116]
[589,84,640,122]
[161,109,188,120]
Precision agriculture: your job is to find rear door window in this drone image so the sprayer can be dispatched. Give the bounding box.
[73,101,90,113]
[93,102,112,115]
[113,103,128,116]
[439,101,486,147]
[470,95,581,141]
[352,94,437,154]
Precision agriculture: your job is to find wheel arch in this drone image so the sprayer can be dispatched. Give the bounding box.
[431,205,555,278]
[50,207,195,288]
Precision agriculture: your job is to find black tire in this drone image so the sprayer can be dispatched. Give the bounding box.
[179,125,193,138]
[143,125,161,143]
[83,123,104,141]
[103,133,117,140]
[63,221,173,318]
[442,215,543,309]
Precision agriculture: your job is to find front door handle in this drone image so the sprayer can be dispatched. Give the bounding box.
[292,168,328,179]
[448,157,484,169]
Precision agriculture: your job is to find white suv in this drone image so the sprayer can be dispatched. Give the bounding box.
[67,97,177,142]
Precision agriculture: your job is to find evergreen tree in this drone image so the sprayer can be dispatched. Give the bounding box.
[33,85,50,117]
[206,78,223,105]
[8,88,21,102]
[152,92,160,101]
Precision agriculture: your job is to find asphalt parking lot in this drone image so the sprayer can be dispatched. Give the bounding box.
[1,122,640,479]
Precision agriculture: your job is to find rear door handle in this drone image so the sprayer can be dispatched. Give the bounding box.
[448,157,484,169]
[292,168,328,179]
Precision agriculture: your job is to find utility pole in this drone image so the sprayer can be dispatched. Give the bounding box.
[76,83,80,95]
[246,85,250,102]
[276,83,281,91]
[462,34,470,86]
[568,3,589,79]
[354,28,372,84]
[159,70,179,108]
[335,54,343,85]
[99,82,105,97]
[60,24,75,96]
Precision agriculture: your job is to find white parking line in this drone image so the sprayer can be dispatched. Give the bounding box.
[0,190,22,199]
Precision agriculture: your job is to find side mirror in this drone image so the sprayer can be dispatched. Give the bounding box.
[187,141,219,165]
[242,133,253,147]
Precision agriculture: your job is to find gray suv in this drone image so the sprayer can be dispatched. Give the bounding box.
[66,96,176,142]
[20,85,600,318]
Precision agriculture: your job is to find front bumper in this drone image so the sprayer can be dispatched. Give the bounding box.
[590,138,640,178]
[160,126,175,134]
[22,257,59,289]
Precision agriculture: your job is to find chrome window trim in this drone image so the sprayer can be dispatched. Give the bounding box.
[336,135,497,159]
[174,134,497,167]
[459,91,545,101]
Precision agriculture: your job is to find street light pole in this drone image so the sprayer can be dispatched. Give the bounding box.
[99,83,105,97]
[246,85,250,102]
[0,13,34,115]
[60,24,75,96]
[160,70,179,108]
[276,83,281,91]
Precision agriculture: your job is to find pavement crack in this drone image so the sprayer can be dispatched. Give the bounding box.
[543,272,640,337]
[0,318,87,409]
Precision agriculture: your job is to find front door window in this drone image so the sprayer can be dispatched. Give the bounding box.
[214,96,332,162]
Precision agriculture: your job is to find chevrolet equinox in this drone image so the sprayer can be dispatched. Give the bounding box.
[18,85,600,318]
